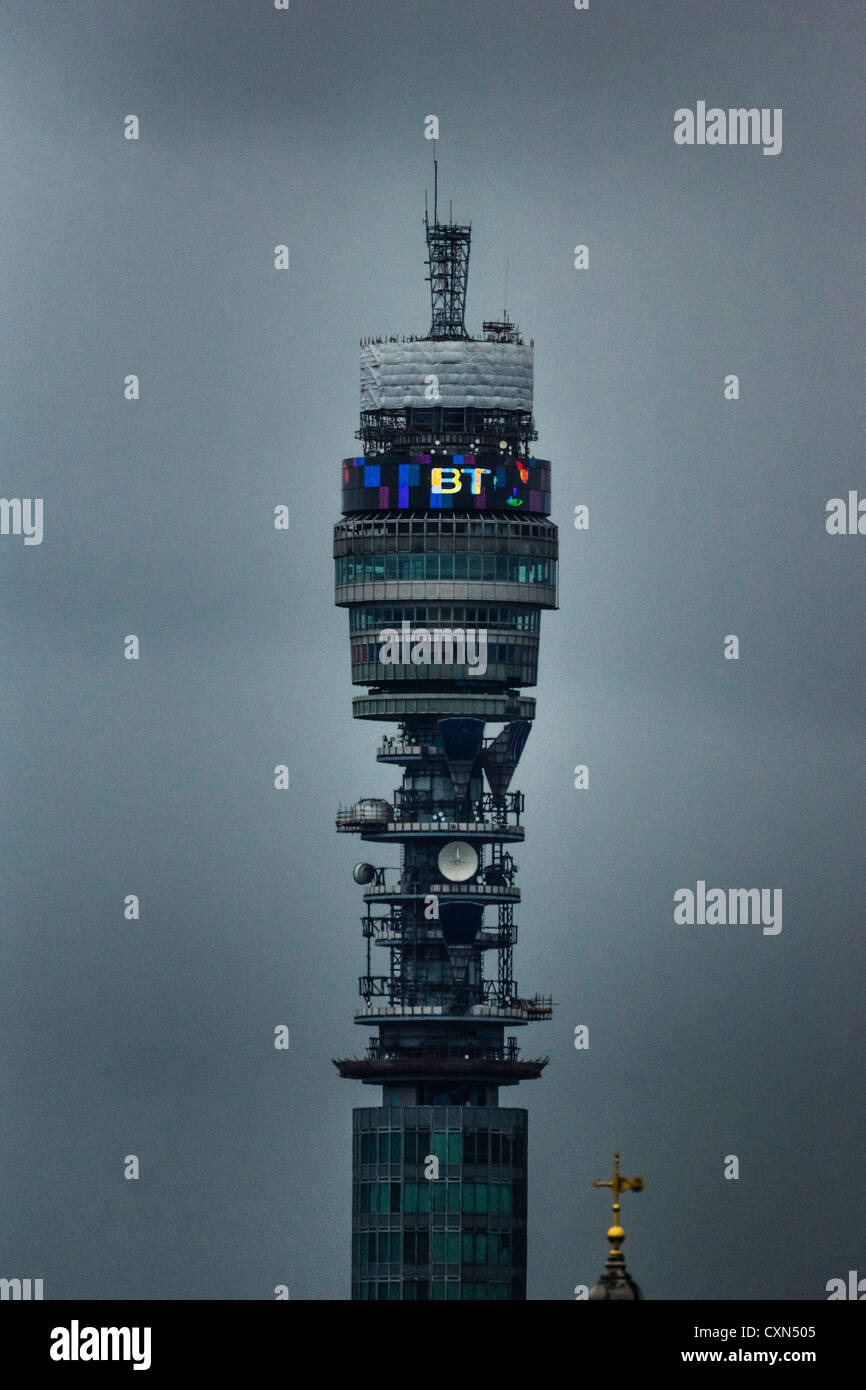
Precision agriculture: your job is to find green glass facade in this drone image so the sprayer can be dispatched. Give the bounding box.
[335,551,555,586]
[352,1107,528,1300]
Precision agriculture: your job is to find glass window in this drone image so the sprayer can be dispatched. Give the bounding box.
[390,1132,402,1163]
[432,1131,447,1162]
[439,553,454,579]
[447,1133,462,1165]
[447,1232,460,1265]
[462,1232,474,1263]
[447,1282,460,1300]
[488,1182,499,1214]
[447,1182,460,1213]
[432,1183,446,1214]
[475,1183,488,1214]
[462,1184,475,1214]
[431,1230,446,1262]
[432,1281,447,1301]
[390,1182,401,1213]
[404,1182,417,1213]
[404,1131,418,1165]
[418,1181,431,1213]
[403,1230,430,1265]
[500,1183,512,1215]
[378,1133,389,1163]
[476,1233,487,1264]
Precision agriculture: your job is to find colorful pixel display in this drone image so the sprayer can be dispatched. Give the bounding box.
[341,454,551,514]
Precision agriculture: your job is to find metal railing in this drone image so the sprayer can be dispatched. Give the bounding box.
[366,1038,521,1063]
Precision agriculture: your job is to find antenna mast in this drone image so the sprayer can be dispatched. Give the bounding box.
[424,144,471,339]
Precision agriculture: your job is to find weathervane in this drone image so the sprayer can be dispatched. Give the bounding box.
[594,1153,644,1254]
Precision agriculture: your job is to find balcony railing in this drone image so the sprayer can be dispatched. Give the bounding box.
[355,405,537,454]
[393,789,522,821]
[366,1038,521,1063]
[363,880,519,902]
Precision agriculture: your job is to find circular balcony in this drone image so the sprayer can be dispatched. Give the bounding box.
[363,879,520,904]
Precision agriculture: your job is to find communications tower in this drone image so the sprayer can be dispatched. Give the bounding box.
[334,179,558,1300]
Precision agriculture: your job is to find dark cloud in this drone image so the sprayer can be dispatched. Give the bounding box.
[1,0,862,1299]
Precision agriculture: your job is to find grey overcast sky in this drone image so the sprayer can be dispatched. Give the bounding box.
[1,0,863,1299]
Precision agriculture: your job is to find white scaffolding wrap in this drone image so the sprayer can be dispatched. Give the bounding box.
[360,340,533,412]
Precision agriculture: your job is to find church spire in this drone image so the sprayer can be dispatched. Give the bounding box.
[589,1154,645,1300]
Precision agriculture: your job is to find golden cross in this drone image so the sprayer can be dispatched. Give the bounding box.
[594,1153,644,1252]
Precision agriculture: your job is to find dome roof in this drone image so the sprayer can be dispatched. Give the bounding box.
[355,798,392,819]
[589,1250,643,1301]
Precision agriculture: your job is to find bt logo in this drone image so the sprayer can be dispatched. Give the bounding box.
[431,467,491,495]
[430,460,529,499]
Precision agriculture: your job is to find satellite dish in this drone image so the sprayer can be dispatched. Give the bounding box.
[352,862,375,884]
[437,840,478,883]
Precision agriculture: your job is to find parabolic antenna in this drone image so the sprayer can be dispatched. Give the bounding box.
[352,862,375,884]
[437,840,478,883]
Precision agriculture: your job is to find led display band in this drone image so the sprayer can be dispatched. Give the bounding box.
[341,454,552,514]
